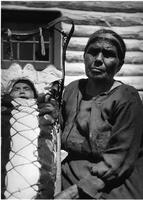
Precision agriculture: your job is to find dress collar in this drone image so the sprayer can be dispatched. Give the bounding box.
[108,80,123,93]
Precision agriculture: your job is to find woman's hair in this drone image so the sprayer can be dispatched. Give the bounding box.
[12,79,38,98]
[84,29,126,61]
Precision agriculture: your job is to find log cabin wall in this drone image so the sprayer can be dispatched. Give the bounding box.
[1,1,143,99]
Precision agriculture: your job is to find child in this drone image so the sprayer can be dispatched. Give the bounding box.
[10,79,38,99]
[1,78,60,199]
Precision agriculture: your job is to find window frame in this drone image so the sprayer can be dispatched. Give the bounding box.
[1,9,62,70]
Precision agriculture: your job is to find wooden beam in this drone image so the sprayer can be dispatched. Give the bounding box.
[139,91,143,101]
[60,9,143,26]
[2,3,143,27]
[68,37,143,52]
[65,74,86,86]
[2,1,143,12]
[62,24,143,39]
[117,64,143,76]
[125,52,143,64]
[66,50,143,64]
[65,62,143,77]
[114,76,143,90]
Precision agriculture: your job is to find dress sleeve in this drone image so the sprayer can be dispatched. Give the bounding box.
[96,97,143,182]
[78,91,143,198]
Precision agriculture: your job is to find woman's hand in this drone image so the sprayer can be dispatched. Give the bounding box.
[91,161,109,178]
[38,93,59,126]
[54,184,79,199]
[39,103,58,118]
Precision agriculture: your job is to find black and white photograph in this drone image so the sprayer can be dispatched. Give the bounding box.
[1,1,143,199]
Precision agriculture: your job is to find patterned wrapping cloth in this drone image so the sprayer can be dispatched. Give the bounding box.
[1,86,60,199]
[1,63,63,199]
[4,98,41,199]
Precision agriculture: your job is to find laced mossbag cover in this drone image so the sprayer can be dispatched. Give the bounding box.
[1,64,62,199]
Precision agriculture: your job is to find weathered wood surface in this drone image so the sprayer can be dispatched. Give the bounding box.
[62,24,143,39]
[68,38,143,52]
[65,62,143,77]
[139,91,143,101]
[2,4,143,27]
[114,76,143,91]
[61,9,143,26]
[2,1,143,13]
[66,51,143,64]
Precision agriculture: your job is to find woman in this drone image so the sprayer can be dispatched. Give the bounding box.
[55,29,143,199]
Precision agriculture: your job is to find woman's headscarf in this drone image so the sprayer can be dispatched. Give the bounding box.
[84,29,126,61]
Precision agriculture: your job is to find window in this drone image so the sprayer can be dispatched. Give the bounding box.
[2,29,52,62]
[1,9,62,70]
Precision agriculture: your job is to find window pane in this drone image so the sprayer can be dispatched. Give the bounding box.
[19,43,33,60]
[2,34,7,40]
[3,41,17,60]
[35,43,49,61]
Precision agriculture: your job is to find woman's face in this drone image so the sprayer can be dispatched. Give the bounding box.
[10,82,35,99]
[84,39,121,81]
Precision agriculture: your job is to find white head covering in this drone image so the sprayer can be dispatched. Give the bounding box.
[1,63,62,96]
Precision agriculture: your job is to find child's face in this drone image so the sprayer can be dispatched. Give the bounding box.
[10,82,35,99]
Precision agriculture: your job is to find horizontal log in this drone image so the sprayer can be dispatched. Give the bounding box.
[125,52,143,64]
[68,37,143,52]
[65,62,143,77]
[65,74,86,86]
[2,1,143,13]
[63,24,143,39]
[65,62,85,76]
[66,50,143,64]
[114,76,143,90]
[2,4,143,27]
[61,9,143,27]
[65,75,143,91]
[117,64,143,76]
[139,91,143,101]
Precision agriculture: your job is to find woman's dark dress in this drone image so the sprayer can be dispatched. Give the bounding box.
[61,79,143,199]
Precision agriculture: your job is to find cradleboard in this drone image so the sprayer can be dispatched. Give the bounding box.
[1,17,74,199]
